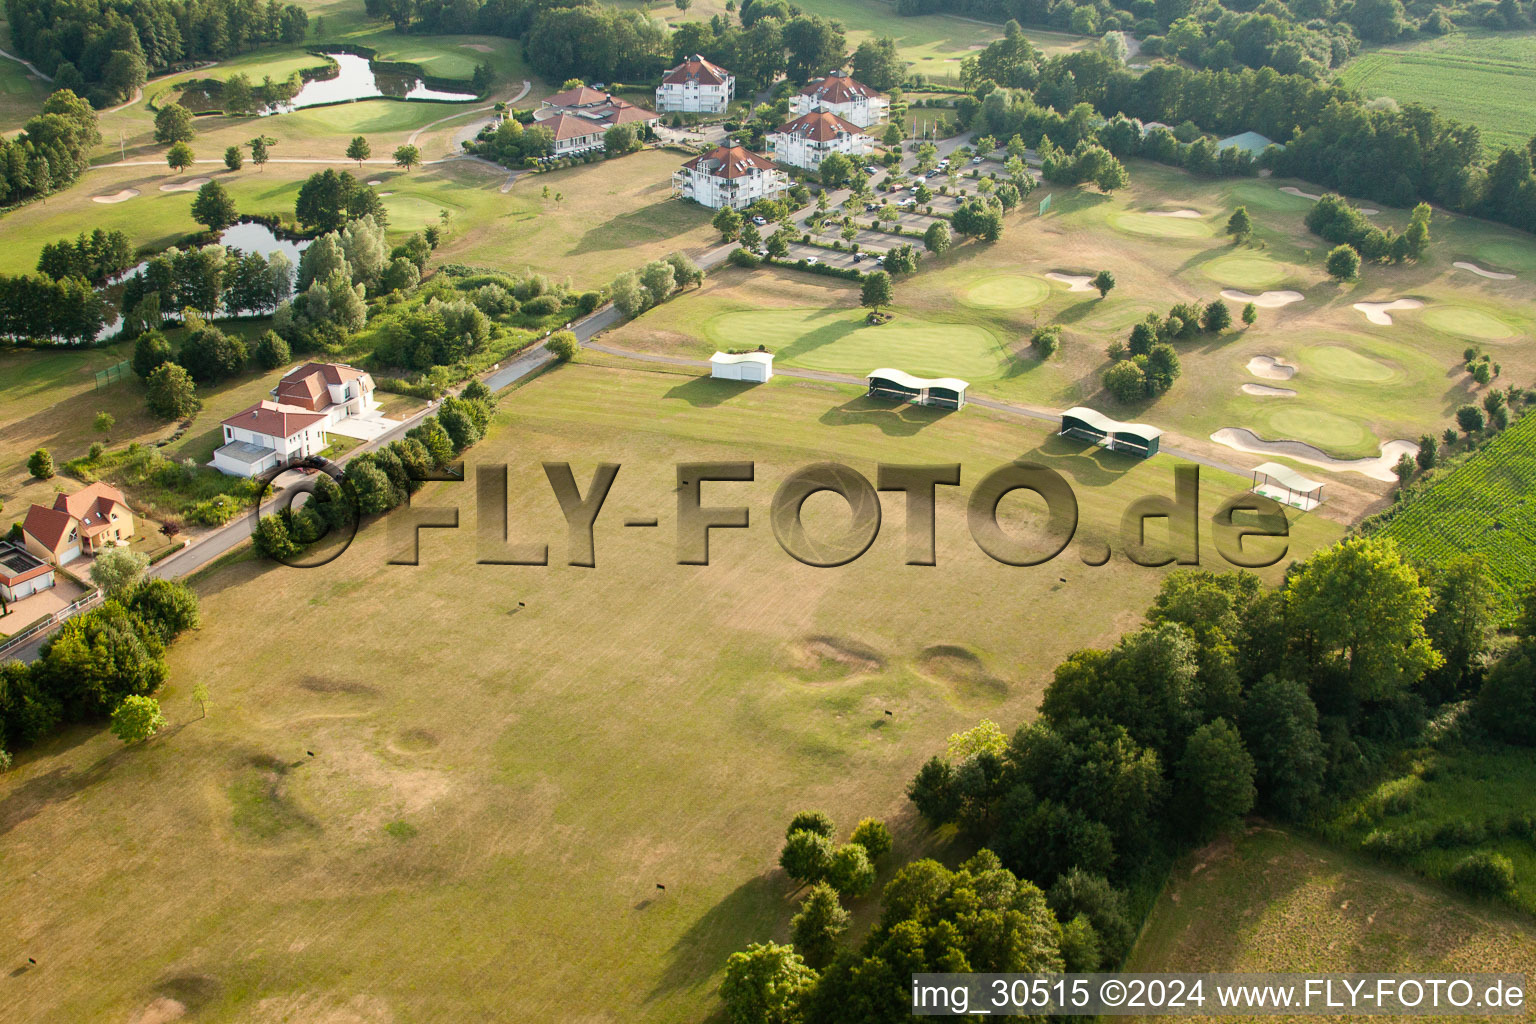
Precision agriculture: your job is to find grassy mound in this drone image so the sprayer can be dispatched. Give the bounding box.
[1200,252,1290,289]
[1302,344,1401,383]
[1106,210,1215,239]
[1420,305,1520,340]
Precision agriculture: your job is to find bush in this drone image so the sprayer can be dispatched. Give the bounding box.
[521,294,562,316]
[545,330,579,361]
[1447,850,1516,897]
[729,247,762,268]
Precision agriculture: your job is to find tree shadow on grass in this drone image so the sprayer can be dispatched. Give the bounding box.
[568,203,710,257]
[664,377,761,407]
[1053,298,1102,325]
[773,319,863,364]
[645,870,786,1009]
[819,396,953,436]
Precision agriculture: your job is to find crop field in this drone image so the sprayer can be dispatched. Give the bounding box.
[1128,828,1536,995]
[1376,406,1536,614]
[0,360,1342,1023]
[1338,30,1536,154]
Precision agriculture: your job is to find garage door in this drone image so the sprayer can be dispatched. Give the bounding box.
[59,545,81,565]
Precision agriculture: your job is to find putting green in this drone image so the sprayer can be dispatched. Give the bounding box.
[1469,240,1536,275]
[1255,407,1377,457]
[705,308,1004,379]
[1419,306,1519,340]
[381,193,459,232]
[1301,344,1399,383]
[1201,252,1289,289]
[960,274,1050,308]
[1106,211,1214,239]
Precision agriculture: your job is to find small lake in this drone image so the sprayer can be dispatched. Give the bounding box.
[100,222,311,340]
[276,53,477,111]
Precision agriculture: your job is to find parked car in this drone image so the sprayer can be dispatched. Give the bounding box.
[864,202,879,211]
[805,256,820,266]
[864,165,879,174]
[852,253,864,263]
[751,215,767,226]
[971,156,984,164]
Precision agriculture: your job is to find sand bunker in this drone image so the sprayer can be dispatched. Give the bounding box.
[1222,289,1304,308]
[1147,209,1202,218]
[465,43,494,52]
[1353,298,1423,325]
[378,191,394,197]
[1243,383,1296,397]
[1044,272,1095,292]
[1454,261,1517,281]
[1279,185,1377,214]
[1247,355,1297,380]
[159,176,210,192]
[1280,186,1323,201]
[1211,428,1416,482]
[367,179,383,185]
[93,188,140,203]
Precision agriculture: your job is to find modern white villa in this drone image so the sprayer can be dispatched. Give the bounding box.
[273,362,378,428]
[656,54,734,113]
[672,144,788,210]
[789,70,888,128]
[535,85,661,156]
[213,401,329,478]
[768,109,871,170]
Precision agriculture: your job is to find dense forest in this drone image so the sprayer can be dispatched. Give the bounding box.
[4,0,309,107]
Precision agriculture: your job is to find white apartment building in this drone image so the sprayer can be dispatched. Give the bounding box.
[789,70,889,129]
[656,54,734,114]
[768,109,871,170]
[672,144,788,210]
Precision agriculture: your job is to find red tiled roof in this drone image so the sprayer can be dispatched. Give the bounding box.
[662,55,731,86]
[276,362,371,410]
[543,85,612,108]
[23,504,75,552]
[775,109,865,142]
[222,400,327,441]
[682,144,777,178]
[52,482,128,537]
[542,113,606,141]
[798,70,881,104]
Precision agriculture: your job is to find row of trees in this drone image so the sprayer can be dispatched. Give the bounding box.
[122,242,294,322]
[4,0,307,108]
[0,273,107,344]
[252,386,497,559]
[0,575,200,762]
[37,229,135,286]
[1306,193,1433,264]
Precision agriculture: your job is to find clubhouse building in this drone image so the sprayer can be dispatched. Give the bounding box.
[672,144,788,210]
[656,54,735,114]
[768,109,871,171]
[789,70,888,128]
[535,85,661,156]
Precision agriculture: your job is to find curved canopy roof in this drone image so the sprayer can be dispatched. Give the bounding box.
[867,368,969,392]
[1253,461,1322,493]
[710,351,774,365]
[1061,406,1163,439]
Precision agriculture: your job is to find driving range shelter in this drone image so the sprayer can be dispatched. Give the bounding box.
[1250,461,1323,511]
[866,368,969,410]
[1059,407,1163,458]
[710,351,774,382]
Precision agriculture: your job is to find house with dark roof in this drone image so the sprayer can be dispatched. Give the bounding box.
[656,54,734,114]
[213,400,329,478]
[789,70,888,128]
[671,144,788,210]
[768,109,871,170]
[535,86,661,156]
[21,482,135,566]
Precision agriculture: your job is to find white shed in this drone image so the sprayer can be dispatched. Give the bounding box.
[710,351,774,382]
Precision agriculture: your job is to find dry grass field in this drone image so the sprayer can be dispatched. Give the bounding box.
[0,360,1341,1023]
[1128,827,1536,1017]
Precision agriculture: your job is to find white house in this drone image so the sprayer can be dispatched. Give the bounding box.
[273,362,378,428]
[213,400,329,477]
[709,351,774,382]
[789,70,888,128]
[768,109,871,170]
[672,144,788,210]
[535,85,661,156]
[656,54,734,114]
